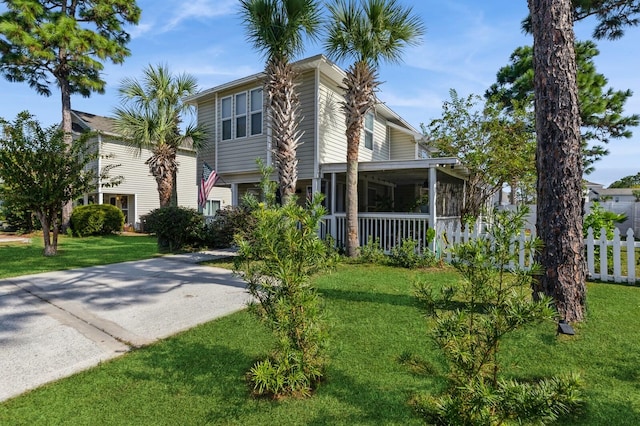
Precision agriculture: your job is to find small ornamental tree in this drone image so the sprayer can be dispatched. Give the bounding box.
[234,163,333,398]
[0,112,98,256]
[413,207,582,424]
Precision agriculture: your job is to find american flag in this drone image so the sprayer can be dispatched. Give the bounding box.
[198,162,218,208]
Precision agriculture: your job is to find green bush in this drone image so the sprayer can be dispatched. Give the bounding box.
[389,238,437,268]
[142,206,203,252]
[359,237,387,264]
[70,204,124,237]
[413,207,583,424]
[235,163,332,398]
[201,205,254,249]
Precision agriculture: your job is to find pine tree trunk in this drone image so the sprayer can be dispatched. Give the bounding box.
[529,0,586,322]
[60,75,73,232]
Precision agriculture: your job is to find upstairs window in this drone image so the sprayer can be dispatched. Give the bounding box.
[221,97,232,140]
[220,87,263,140]
[364,112,374,150]
[235,92,247,138]
[250,88,263,135]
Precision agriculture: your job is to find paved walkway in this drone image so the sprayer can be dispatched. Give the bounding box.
[0,250,248,402]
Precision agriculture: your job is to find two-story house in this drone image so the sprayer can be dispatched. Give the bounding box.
[186,54,468,250]
[72,110,230,230]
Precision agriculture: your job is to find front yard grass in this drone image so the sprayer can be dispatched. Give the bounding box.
[0,263,639,425]
[0,233,160,279]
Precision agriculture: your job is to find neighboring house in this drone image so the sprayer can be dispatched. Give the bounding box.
[586,182,640,236]
[185,54,469,249]
[71,110,212,230]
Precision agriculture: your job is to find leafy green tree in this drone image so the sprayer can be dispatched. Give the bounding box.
[324,0,425,257]
[240,0,321,203]
[113,64,206,207]
[529,0,587,322]
[609,171,640,188]
[486,41,639,174]
[426,90,535,222]
[413,207,582,424]
[0,0,140,227]
[0,112,98,256]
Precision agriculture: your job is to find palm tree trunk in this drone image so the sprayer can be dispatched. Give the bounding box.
[147,144,178,208]
[529,0,586,322]
[343,61,380,257]
[266,56,302,204]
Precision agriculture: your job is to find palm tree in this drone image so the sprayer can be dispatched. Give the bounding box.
[240,0,321,203]
[113,64,206,207]
[324,0,425,257]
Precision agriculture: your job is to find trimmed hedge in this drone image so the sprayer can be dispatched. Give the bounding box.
[142,206,203,252]
[70,204,124,237]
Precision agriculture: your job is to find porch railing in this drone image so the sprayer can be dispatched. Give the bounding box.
[322,213,432,253]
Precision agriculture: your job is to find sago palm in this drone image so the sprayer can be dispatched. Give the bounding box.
[240,0,321,203]
[113,64,205,207]
[325,0,424,257]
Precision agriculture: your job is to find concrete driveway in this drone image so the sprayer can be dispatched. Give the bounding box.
[0,250,249,402]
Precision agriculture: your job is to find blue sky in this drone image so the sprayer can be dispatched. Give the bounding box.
[1,0,639,186]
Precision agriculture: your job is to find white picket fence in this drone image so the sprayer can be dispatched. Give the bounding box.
[437,223,640,284]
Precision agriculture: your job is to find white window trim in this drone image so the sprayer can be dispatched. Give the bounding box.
[364,112,374,150]
[219,87,264,141]
[250,88,263,136]
[221,95,232,141]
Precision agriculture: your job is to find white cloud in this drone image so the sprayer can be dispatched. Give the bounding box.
[162,0,237,32]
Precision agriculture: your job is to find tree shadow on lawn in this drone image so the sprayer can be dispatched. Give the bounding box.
[318,287,418,309]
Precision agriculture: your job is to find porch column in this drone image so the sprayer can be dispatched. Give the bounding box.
[330,173,337,242]
[231,183,239,206]
[428,166,437,252]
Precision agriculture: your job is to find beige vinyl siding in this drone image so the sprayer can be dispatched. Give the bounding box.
[197,97,217,175]
[360,114,389,162]
[99,139,197,225]
[318,74,348,164]
[318,74,391,164]
[296,70,317,180]
[175,148,198,208]
[216,82,267,175]
[389,128,416,160]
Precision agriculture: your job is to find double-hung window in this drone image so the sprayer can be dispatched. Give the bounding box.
[250,88,263,135]
[220,87,263,140]
[235,92,247,138]
[364,112,374,150]
[221,97,232,140]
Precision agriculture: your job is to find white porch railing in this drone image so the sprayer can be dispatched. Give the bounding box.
[322,213,432,253]
[436,222,640,284]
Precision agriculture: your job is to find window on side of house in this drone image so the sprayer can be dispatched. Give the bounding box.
[221,96,232,141]
[364,112,374,150]
[235,92,247,138]
[204,199,221,217]
[250,88,263,136]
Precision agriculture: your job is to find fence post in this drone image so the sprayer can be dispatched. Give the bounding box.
[599,227,609,282]
[627,228,636,284]
[613,228,622,283]
[586,227,595,279]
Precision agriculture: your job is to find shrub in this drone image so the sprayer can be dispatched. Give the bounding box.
[201,205,254,248]
[143,206,203,252]
[70,204,124,237]
[412,207,582,424]
[235,163,332,398]
[389,238,437,268]
[359,237,386,264]
[0,198,40,233]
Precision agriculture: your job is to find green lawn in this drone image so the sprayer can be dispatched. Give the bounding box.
[0,233,160,279]
[1,263,639,425]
